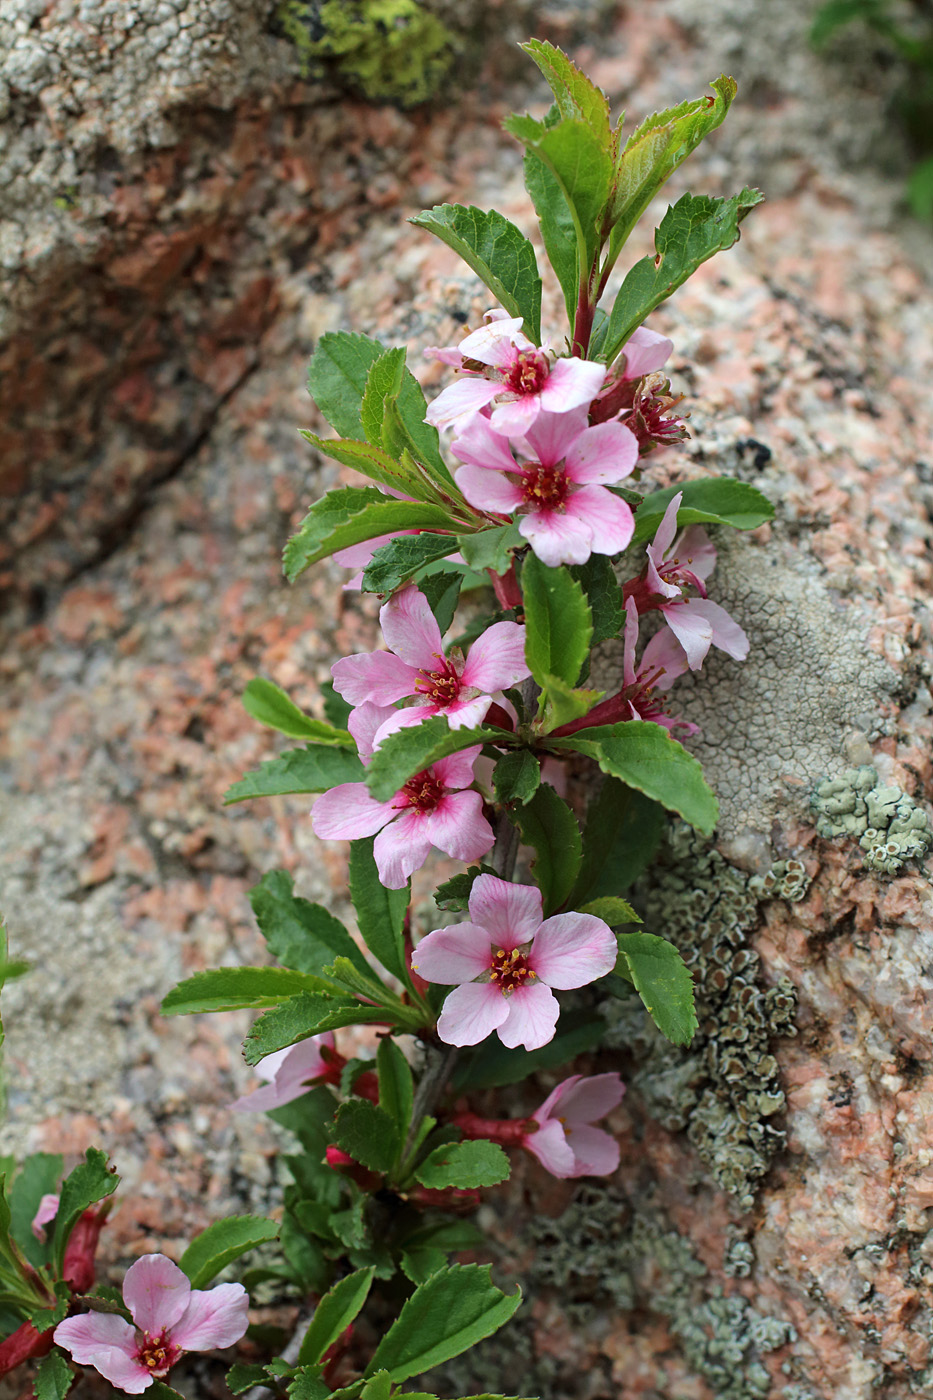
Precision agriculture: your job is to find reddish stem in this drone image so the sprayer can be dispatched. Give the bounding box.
[549,691,630,738]
[488,565,522,611]
[571,282,595,360]
[449,1111,535,1146]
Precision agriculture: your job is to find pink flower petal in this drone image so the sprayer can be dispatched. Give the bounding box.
[498,982,559,1050]
[458,315,528,367]
[436,980,510,1046]
[565,1124,620,1177]
[423,344,465,368]
[660,601,714,670]
[333,533,398,570]
[521,406,589,466]
[532,1074,582,1126]
[232,1036,334,1112]
[524,1118,576,1178]
[565,485,635,556]
[445,694,493,730]
[640,627,689,692]
[455,464,524,515]
[421,790,495,864]
[684,597,749,660]
[371,704,432,751]
[620,326,673,380]
[537,356,606,413]
[170,1282,250,1351]
[488,392,544,438]
[451,415,523,475]
[54,1313,149,1394]
[426,377,500,429]
[372,814,432,888]
[380,586,444,672]
[645,492,683,584]
[311,784,396,841]
[123,1254,191,1334]
[460,621,529,694]
[32,1193,59,1240]
[562,421,639,485]
[555,1071,625,1125]
[411,923,493,984]
[432,746,482,790]
[332,652,417,707]
[529,913,617,989]
[350,701,405,760]
[468,875,543,949]
[518,508,593,567]
[675,525,717,580]
[622,600,639,688]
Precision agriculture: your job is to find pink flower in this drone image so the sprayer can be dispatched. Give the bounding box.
[412,875,617,1051]
[311,745,494,888]
[231,1033,337,1112]
[525,1073,625,1178]
[54,1254,249,1394]
[32,1193,59,1242]
[425,311,606,436]
[332,585,528,747]
[619,600,696,735]
[618,326,673,381]
[625,492,749,669]
[452,408,638,568]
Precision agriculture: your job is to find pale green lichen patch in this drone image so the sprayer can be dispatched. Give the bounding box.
[812,765,932,874]
[276,0,457,106]
[601,827,807,1209]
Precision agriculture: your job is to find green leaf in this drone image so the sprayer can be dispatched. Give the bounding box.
[452,1007,606,1091]
[283,488,456,583]
[537,674,604,733]
[570,778,665,901]
[224,745,364,805]
[409,205,542,344]
[521,39,612,149]
[616,932,697,1045]
[180,1215,279,1289]
[289,1374,333,1400]
[601,188,764,366]
[493,749,541,806]
[242,679,352,745]
[557,722,718,835]
[521,554,592,690]
[10,1153,62,1267]
[457,523,524,574]
[227,1364,273,1395]
[51,1150,118,1275]
[244,994,389,1065]
[607,76,738,257]
[364,716,510,804]
[249,869,371,980]
[300,433,422,499]
[417,571,462,635]
[414,1140,509,1190]
[348,838,411,986]
[569,556,623,645]
[365,1264,522,1383]
[523,151,578,323]
[512,783,582,914]
[324,956,398,1009]
[578,896,640,925]
[361,347,406,447]
[432,864,496,913]
[377,1039,414,1147]
[34,1350,72,1400]
[162,967,333,1016]
[298,1267,376,1366]
[322,680,352,730]
[361,534,456,594]
[148,1384,187,1400]
[631,476,774,544]
[333,1100,400,1175]
[360,1372,391,1400]
[307,332,383,440]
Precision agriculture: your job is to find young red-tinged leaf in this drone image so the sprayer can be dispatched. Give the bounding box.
[179,1215,279,1289]
[414,1140,509,1191]
[512,784,582,915]
[298,1267,376,1366]
[522,555,592,691]
[224,745,364,805]
[616,932,697,1045]
[242,679,353,745]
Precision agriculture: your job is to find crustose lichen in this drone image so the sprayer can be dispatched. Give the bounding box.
[812,765,932,874]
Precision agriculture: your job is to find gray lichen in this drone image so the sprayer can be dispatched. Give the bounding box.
[601,827,807,1209]
[812,765,932,874]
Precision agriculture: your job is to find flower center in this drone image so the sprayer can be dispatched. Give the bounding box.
[520,461,568,513]
[415,658,462,708]
[489,947,536,995]
[504,348,550,396]
[400,770,445,813]
[135,1330,182,1377]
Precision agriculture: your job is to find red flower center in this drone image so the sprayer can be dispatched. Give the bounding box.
[415,659,462,707]
[504,348,550,396]
[520,461,568,513]
[401,770,445,813]
[135,1330,182,1377]
[489,947,536,994]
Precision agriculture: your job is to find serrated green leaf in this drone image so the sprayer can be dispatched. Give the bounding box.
[452,1007,606,1091]
[321,680,353,730]
[28,1295,69,1334]
[523,151,578,324]
[410,205,542,344]
[414,1140,509,1190]
[162,968,332,1016]
[242,679,352,744]
[456,523,524,574]
[51,1150,118,1276]
[522,554,592,690]
[570,778,665,901]
[227,1363,273,1395]
[361,347,407,448]
[333,1101,399,1175]
[361,534,456,594]
[616,931,697,1044]
[348,838,411,987]
[298,1267,375,1366]
[288,1372,333,1400]
[300,432,423,499]
[10,1153,62,1267]
[512,783,582,915]
[34,1351,72,1400]
[433,864,496,913]
[607,76,738,258]
[364,716,510,804]
[179,1215,278,1289]
[283,488,457,583]
[417,571,462,635]
[492,749,541,806]
[307,332,383,440]
[631,476,774,544]
[360,1372,391,1400]
[578,896,640,925]
[323,956,397,1008]
[365,1264,522,1383]
[602,188,764,366]
[244,994,388,1065]
[569,556,624,645]
[521,39,612,149]
[249,869,371,980]
[224,745,364,805]
[377,1039,414,1147]
[556,722,717,834]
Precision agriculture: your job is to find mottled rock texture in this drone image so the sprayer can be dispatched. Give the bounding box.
[3,1,933,1398]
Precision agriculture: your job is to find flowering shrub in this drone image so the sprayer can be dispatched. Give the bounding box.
[1,40,773,1400]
